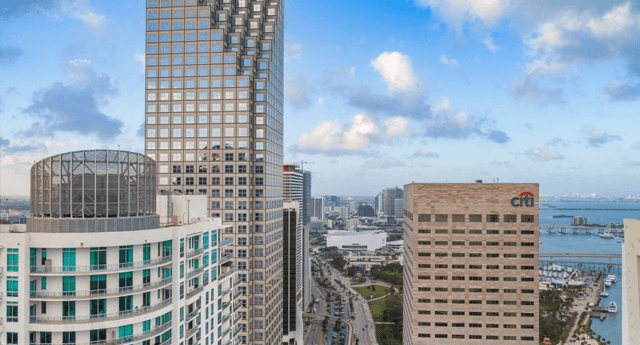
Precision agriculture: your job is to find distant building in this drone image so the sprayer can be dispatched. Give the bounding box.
[357,204,375,217]
[572,216,588,226]
[623,219,640,345]
[394,198,403,218]
[303,171,312,225]
[383,187,403,217]
[325,231,387,252]
[403,182,539,344]
[312,198,325,222]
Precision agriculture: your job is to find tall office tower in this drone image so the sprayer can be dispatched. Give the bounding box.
[282,202,303,345]
[282,164,303,344]
[402,183,539,344]
[144,0,285,344]
[312,197,325,222]
[1,150,238,345]
[302,171,312,225]
[374,191,383,216]
[623,219,640,345]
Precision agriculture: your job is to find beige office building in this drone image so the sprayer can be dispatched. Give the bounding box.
[623,219,640,345]
[143,0,285,344]
[402,183,539,344]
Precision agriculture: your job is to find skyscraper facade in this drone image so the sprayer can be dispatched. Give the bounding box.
[402,183,539,344]
[623,219,640,345]
[383,187,402,217]
[302,171,312,225]
[144,1,285,344]
[282,202,302,345]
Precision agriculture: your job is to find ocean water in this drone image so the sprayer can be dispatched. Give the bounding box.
[540,200,638,345]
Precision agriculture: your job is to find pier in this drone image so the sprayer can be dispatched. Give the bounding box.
[540,253,621,273]
[540,225,624,235]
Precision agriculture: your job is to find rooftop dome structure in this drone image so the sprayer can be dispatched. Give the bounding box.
[29,150,158,232]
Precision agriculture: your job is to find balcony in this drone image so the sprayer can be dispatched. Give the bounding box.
[218,266,237,281]
[219,254,233,265]
[186,247,204,259]
[30,298,172,324]
[186,266,204,279]
[115,321,171,344]
[186,285,204,299]
[30,256,173,275]
[219,238,233,247]
[186,306,201,322]
[30,278,172,300]
[185,324,199,339]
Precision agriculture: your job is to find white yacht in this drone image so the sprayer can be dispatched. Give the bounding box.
[604,278,612,287]
[600,288,609,297]
[607,274,616,283]
[608,302,617,313]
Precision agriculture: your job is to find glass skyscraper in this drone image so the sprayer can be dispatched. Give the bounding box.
[144,1,285,344]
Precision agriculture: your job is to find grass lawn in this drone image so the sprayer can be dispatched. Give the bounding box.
[369,298,387,322]
[354,285,389,300]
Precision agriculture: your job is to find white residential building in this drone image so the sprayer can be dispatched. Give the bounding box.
[0,150,239,345]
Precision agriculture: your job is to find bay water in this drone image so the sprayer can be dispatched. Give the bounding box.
[540,200,638,345]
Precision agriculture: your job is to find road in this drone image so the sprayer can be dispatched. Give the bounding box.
[320,259,378,345]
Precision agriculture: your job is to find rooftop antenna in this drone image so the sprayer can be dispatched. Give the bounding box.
[300,160,308,172]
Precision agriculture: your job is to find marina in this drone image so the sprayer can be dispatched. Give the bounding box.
[540,200,631,345]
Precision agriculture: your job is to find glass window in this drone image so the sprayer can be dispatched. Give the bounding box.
[63,248,76,272]
[7,248,18,272]
[90,275,106,293]
[90,247,106,270]
[7,277,18,297]
[63,276,76,296]
[119,246,133,267]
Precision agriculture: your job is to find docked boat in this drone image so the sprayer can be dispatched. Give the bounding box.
[598,232,614,239]
[607,274,616,283]
[604,279,612,287]
[600,289,609,297]
[608,302,617,313]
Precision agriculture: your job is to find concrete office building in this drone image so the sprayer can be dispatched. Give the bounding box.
[282,202,303,345]
[312,198,325,222]
[143,1,285,344]
[302,171,312,225]
[402,183,539,344]
[623,219,640,345]
[0,150,238,345]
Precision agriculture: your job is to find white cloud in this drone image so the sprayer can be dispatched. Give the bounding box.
[524,147,564,162]
[385,116,410,138]
[316,97,325,106]
[134,53,145,72]
[371,51,420,96]
[631,140,640,151]
[439,55,459,68]
[431,98,451,113]
[348,67,356,78]
[483,35,499,51]
[60,0,106,28]
[583,127,621,148]
[295,114,379,155]
[415,0,510,31]
[286,43,302,60]
[413,148,440,158]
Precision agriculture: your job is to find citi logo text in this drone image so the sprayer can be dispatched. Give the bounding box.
[511,191,535,207]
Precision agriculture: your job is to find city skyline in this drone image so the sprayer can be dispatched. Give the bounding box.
[3,0,640,198]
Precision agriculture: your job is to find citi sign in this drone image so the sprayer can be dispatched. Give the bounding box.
[511,191,535,207]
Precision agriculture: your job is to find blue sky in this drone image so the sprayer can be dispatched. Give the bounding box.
[1,0,640,197]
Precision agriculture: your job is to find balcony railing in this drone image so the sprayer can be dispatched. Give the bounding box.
[219,254,233,265]
[115,321,171,344]
[186,266,204,279]
[185,324,199,339]
[219,238,233,247]
[186,285,204,299]
[186,306,200,321]
[30,256,172,274]
[186,248,204,259]
[30,298,172,324]
[30,278,172,299]
[218,266,237,281]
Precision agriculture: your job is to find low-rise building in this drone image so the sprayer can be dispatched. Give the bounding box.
[325,231,387,252]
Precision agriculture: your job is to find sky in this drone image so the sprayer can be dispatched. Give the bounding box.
[1,0,640,198]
